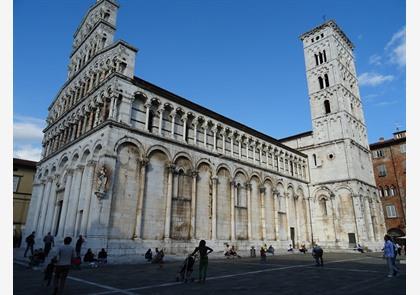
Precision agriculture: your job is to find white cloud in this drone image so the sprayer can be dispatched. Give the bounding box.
[374,100,399,107]
[13,115,44,161]
[13,145,42,161]
[13,115,44,142]
[385,27,405,67]
[368,54,382,66]
[358,72,394,86]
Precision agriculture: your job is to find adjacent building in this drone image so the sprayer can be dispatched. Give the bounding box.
[370,130,406,237]
[13,158,37,247]
[23,0,385,255]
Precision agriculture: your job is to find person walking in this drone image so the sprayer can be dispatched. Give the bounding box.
[43,232,55,256]
[260,246,267,263]
[23,231,36,257]
[191,240,213,283]
[384,235,399,277]
[75,235,85,257]
[53,236,75,295]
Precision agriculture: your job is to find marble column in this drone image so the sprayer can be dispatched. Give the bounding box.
[183,115,188,142]
[260,186,266,241]
[230,181,236,241]
[64,166,84,237]
[80,160,96,236]
[190,170,198,239]
[284,193,291,241]
[170,111,176,139]
[273,190,280,241]
[330,194,339,244]
[213,127,217,152]
[133,158,149,239]
[43,176,58,234]
[350,194,361,243]
[30,181,46,233]
[164,164,175,239]
[158,108,164,136]
[192,120,198,145]
[145,103,151,131]
[37,177,53,234]
[246,182,252,240]
[211,177,218,240]
[58,169,74,237]
[364,197,375,241]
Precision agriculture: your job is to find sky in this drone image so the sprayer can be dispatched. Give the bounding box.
[13,0,406,161]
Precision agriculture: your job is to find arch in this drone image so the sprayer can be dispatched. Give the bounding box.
[233,167,248,180]
[173,151,193,165]
[195,158,213,173]
[146,145,171,160]
[263,176,274,185]
[80,149,91,164]
[114,136,144,155]
[249,171,262,183]
[216,163,232,176]
[58,155,69,170]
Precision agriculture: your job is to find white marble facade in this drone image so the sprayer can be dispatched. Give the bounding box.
[24,1,385,255]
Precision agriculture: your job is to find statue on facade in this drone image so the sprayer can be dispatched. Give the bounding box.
[95,166,109,199]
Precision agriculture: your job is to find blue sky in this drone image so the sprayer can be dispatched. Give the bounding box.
[13,0,405,161]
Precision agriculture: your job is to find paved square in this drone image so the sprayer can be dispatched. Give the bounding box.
[14,253,405,295]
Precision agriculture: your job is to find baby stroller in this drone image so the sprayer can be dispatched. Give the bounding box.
[176,255,196,283]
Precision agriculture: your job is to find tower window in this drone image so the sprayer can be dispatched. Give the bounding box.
[312,154,317,166]
[318,77,324,90]
[323,50,327,62]
[314,54,319,66]
[324,74,330,87]
[104,12,110,21]
[319,52,324,64]
[321,33,324,38]
[324,100,331,114]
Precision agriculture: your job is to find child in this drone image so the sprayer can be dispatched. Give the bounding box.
[44,257,57,286]
[260,247,267,264]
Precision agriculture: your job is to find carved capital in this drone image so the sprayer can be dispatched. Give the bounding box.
[230,180,236,187]
[87,160,97,166]
[259,186,266,194]
[191,170,198,178]
[166,163,176,173]
[245,182,251,189]
[140,157,149,167]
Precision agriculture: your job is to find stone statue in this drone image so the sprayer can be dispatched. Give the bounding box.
[96,166,108,193]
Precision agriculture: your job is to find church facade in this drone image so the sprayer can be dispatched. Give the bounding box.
[24,0,386,255]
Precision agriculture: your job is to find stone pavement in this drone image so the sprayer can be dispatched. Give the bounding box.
[14,252,405,295]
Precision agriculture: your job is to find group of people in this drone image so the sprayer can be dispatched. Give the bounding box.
[224,244,241,258]
[22,232,109,294]
[145,248,165,267]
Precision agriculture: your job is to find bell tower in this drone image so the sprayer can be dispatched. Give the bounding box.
[301,20,368,149]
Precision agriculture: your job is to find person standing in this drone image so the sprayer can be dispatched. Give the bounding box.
[191,240,213,283]
[312,244,324,266]
[75,235,85,257]
[384,235,399,277]
[23,231,36,257]
[43,232,55,256]
[53,237,75,295]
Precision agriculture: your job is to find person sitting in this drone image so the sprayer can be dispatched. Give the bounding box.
[267,245,275,255]
[228,245,241,258]
[98,248,108,264]
[84,248,98,267]
[145,248,153,261]
[29,248,46,268]
[299,244,307,254]
[356,243,364,253]
[287,244,293,252]
[152,249,165,268]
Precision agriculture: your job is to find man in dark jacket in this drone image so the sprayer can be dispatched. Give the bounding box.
[43,232,55,256]
[75,235,85,257]
[312,244,324,266]
[24,231,36,257]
